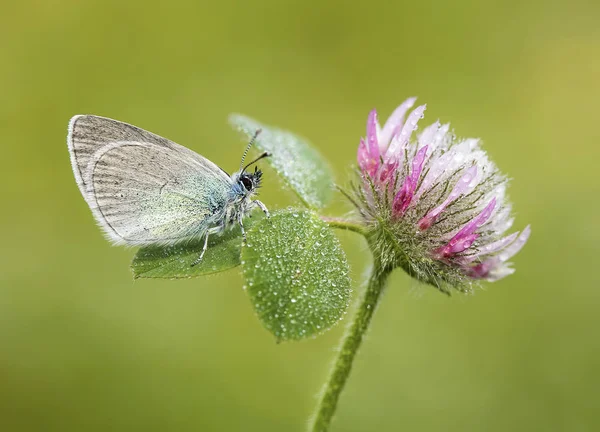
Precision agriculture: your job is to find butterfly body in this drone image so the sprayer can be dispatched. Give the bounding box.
[67,115,268,263]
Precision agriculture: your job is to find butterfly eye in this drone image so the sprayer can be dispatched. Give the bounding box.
[241,176,253,191]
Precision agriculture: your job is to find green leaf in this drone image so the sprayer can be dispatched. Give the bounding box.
[131,218,260,279]
[242,209,351,341]
[229,114,334,209]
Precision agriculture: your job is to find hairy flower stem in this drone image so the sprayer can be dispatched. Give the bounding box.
[309,257,391,432]
[321,217,368,236]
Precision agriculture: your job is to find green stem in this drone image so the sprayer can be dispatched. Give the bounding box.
[321,217,368,237]
[308,260,391,432]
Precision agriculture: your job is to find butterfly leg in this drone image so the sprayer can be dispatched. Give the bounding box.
[238,201,269,247]
[239,213,247,244]
[253,200,270,218]
[191,226,222,267]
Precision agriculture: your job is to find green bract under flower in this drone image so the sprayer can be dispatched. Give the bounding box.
[353,98,530,293]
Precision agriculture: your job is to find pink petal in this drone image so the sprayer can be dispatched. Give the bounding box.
[418,166,478,230]
[392,145,428,216]
[466,257,519,281]
[377,159,398,185]
[357,137,369,168]
[486,266,516,281]
[497,225,531,262]
[393,180,412,216]
[379,97,417,150]
[432,198,496,259]
[417,120,440,149]
[453,198,497,240]
[476,231,520,257]
[358,109,382,178]
[366,109,380,157]
[450,233,479,254]
[457,231,519,265]
[435,233,479,258]
[411,145,429,182]
[464,226,530,280]
[465,258,498,279]
[358,137,379,177]
[385,104,426,162]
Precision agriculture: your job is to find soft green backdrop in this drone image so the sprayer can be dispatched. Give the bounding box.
[1,1,599,431]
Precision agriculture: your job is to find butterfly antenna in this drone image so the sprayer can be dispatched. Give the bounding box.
[242,151,271,173]
[239,129,262,172]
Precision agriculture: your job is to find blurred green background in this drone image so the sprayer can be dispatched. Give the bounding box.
[1,0,599,431]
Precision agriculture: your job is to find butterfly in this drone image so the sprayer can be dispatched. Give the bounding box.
[67,115,270,266]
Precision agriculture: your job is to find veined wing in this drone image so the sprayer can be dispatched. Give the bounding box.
[68,115,232,245]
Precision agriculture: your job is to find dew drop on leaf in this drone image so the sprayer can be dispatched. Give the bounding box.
[242,209,351,341]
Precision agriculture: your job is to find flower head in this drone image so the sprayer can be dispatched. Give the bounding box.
[354,98,530,293]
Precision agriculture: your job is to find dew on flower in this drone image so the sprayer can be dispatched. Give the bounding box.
[353,98,530,291]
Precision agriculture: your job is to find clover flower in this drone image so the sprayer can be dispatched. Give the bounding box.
[354,98,530,292]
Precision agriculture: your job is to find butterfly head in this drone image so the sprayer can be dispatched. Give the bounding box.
[231,148,270,200]
[238,166,264,193]
[232,129,270,199]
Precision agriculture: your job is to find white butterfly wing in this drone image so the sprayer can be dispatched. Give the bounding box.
[68,115,232,246]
